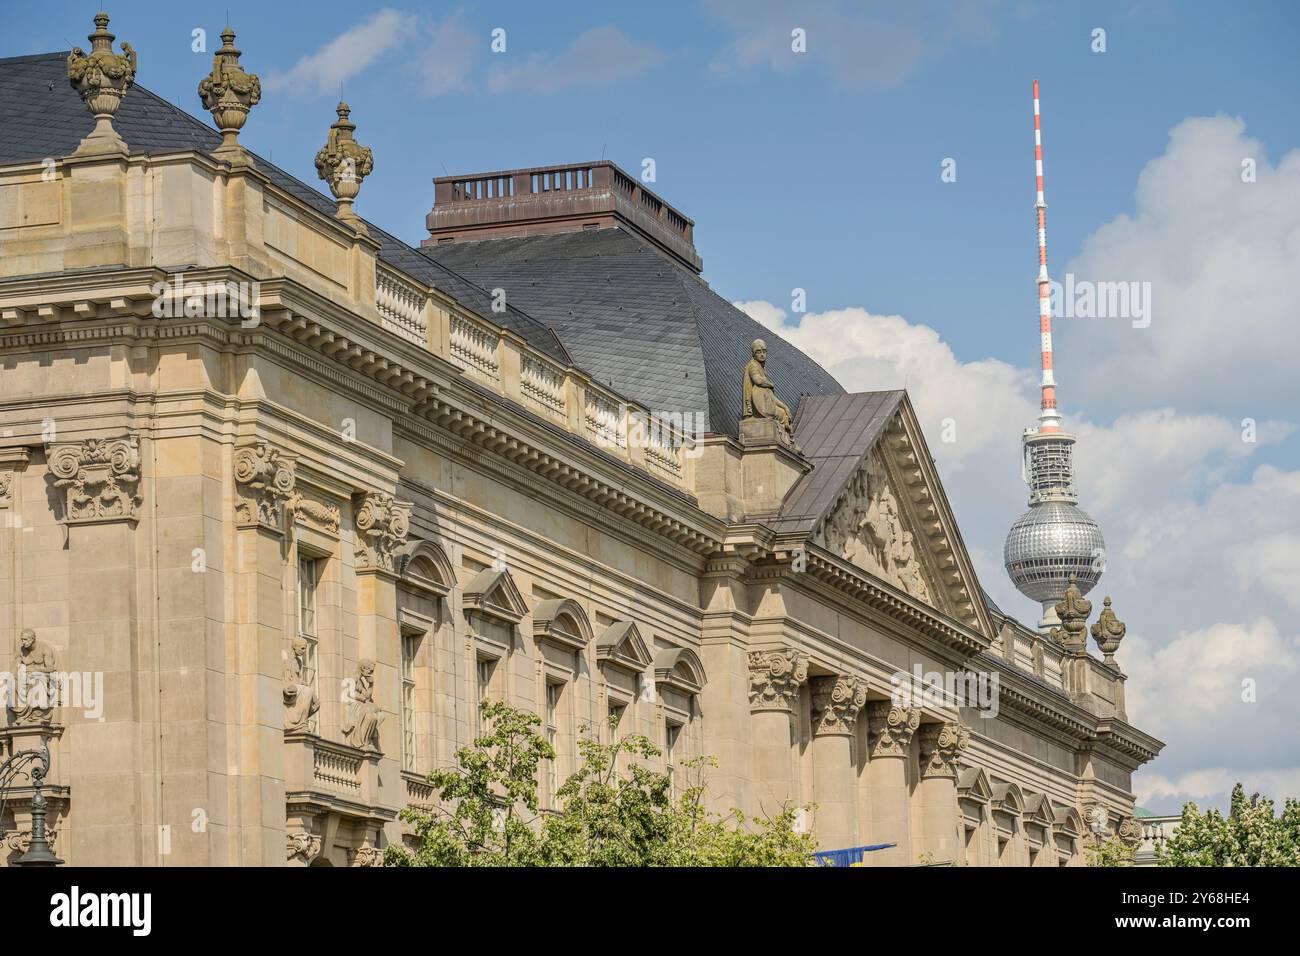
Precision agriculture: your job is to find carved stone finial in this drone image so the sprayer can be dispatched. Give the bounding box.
[1054,573,1092,652]
[1090,595,1126,665]
[918,721,970,779]
[67,12,137,155]
[47,435,142,524]
[315,102,375,234]
[866,700,921,758]
[739,338,798,451]
[233,442,296,532]
[198,26,261,165]
[810,675,867,737]
[353,492,410,573]
[747,649,809,714]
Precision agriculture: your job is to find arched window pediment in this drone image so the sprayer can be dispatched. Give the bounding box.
[394,539,454,597]
[532,598,593,652]
[653,646,706,695]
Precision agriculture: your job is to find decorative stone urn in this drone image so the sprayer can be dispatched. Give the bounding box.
[1090,596,1126,665]
[315,103,374,234]
[66,12,137,156]
[198,27,261,164]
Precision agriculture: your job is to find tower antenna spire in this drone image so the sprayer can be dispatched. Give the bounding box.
[1003,80,1105,632]
[1033,79,1060,433]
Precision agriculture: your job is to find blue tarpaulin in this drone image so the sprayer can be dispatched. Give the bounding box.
[813,843,895,867]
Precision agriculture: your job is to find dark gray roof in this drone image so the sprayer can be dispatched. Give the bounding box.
[765,391,905,530]
[0,52,569,364]
[421,229,844,438]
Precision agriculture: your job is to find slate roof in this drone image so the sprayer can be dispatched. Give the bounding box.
[421,229,844,438]
[764,390,905,530]
[0,52,570,364]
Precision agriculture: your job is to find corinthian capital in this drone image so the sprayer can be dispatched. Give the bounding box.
[811,675,867,737]
[918,721,970,779]
[748,649,808,713]
[353,492,411,573]
[234,442,296,532]
[866,700,921,758]
[47,435,142,525]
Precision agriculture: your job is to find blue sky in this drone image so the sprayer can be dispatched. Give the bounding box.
[10,1,1300,814]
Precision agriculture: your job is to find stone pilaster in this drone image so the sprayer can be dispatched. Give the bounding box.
[810,675,866,852]
[231,441,295,864]
[747,649,807,814]
[864,701,920,865]
[914,721,970,864]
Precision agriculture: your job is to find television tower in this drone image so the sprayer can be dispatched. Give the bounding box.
[1003,80,1106,631]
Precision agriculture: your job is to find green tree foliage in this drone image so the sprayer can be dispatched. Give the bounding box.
[385,700,815,867]
[1156,783,1300,867]
[1084,835,1137,867]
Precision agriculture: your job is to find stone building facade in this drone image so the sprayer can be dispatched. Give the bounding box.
[0,16,1160,866]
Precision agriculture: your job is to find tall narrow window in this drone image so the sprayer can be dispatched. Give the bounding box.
[607,702,625,742]
[545,681,562,805]
[475,658,495,736]
[297,556,321,731]
[401,633,420,772]
[665,720,681,786]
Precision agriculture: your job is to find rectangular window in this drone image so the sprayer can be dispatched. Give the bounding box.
[665,720,682,785]
[296,556,322,732]
[545,681,562,805]
[608,702,625,741]
[401,633,420,772]
[475,658,495,735]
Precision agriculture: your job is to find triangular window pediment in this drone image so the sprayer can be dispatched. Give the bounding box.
[596,621,652,673]
[463,567,528,624]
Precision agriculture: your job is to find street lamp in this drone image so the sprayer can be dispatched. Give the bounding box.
[0,741,63,866]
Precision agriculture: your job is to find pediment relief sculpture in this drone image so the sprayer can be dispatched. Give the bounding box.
[817,453,932,603]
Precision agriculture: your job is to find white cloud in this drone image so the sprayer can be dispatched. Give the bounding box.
[1231,533,1300,609]
[411,11,478,96]
[264,9,416,96]
[1059,115,1300,420]
[704,0,996,88]
[1136,766,1300,810]
[487,26,663,94]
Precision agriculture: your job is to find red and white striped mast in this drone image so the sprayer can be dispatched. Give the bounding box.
[1033,79,1061,434]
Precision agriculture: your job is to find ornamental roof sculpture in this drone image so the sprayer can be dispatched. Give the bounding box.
[66,12,136,155]
[316,102,374,235]
[198,27,261,165]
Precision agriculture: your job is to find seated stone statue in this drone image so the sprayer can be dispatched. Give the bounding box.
[741,339,794,444]
[283,636,319,732]
[9,628,58,725]
[342,659,384,752]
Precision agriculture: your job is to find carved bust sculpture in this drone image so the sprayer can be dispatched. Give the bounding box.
[10,628,58,725]
[741,339,794,442]
[283,636,319,733]
[342,659,384,752]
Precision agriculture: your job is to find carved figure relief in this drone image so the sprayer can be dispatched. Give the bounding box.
[8,628,59,725]
[342,659,384,752]
[283,636,319,733]
[818,453,932,603]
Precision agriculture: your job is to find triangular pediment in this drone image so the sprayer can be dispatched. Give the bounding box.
[463,567,528,624]
[957,766,993,802]
[596,621,653,672]
[796,394,992,636]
